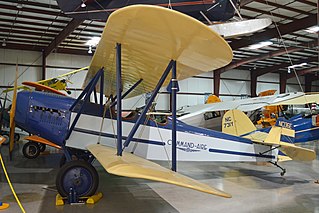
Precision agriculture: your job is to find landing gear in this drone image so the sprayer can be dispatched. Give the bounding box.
[56,160,99,197]
[22,141,40,159]
[269,161,286,176]
[38,143,46,152]
[1,132,20,145]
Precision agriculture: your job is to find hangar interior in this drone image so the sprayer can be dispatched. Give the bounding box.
[0,0,318,212]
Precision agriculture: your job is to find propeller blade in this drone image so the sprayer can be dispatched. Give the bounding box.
[9,64,18,159]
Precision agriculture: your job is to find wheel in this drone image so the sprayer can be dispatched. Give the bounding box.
[2,133,9,145]
[22,142,40,159]
[38,143,46,152]
[56,160,99,197]
[280,169,286,177]
[14,133,20,142]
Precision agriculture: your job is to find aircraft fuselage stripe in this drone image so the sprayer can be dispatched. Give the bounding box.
[74,127,275,159]
[73,127,165,146]
[209,148,275,159]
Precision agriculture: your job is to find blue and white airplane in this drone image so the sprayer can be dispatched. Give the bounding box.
[7,5,315,200]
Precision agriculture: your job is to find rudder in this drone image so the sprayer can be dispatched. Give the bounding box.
[222,109,257,136]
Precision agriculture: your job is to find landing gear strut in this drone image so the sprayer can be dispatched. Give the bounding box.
[269,161,286,176]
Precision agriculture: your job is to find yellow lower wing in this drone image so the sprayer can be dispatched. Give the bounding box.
[87,144,231,198]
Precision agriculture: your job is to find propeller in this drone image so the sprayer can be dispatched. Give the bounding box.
[9,64,18,159]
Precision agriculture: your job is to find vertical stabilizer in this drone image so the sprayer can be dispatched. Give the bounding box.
[222,109,257,136]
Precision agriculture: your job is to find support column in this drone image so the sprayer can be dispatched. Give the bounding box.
[171,61,177,172]
[214,70,220,97]
[250,72,257,97]
[42,51,46,80]
[116,43,122,156]
[279,72,287,94]
[305,74,312,93]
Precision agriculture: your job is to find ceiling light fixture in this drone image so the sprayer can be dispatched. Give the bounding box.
[305,26,319,33]
[88,45,92,54]
[248,41,273,50]
[2,39,6,47]
[81,1,86,8]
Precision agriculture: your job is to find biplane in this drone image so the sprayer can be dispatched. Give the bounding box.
[2,66,88,95]
[57,0,272,39]
[7,5,314,201]
[178,92,319,142]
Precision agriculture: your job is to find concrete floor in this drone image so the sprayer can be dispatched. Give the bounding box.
[1,141,319,212]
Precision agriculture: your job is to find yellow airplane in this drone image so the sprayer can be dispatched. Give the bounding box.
[2,66,88,95]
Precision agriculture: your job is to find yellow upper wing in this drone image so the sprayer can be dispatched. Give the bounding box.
[83,5,233,98]
[87,144,231,198]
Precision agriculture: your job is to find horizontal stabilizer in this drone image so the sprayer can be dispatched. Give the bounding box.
[87,144,231,198]
[280,144,315,161]
[246,127,315,161]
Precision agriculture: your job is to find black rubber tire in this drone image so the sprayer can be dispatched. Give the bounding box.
[22,142,40,159]
[2,133,9,145]
[56,160,99,197]
[38,143,46,152]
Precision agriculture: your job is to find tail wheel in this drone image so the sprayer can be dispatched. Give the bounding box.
[56,160,99,197]
[38,143,46,152]
[22,142,40,159]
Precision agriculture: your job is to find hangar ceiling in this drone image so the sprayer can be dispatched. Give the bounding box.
[0,0,318,80]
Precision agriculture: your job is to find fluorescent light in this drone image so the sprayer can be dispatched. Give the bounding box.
[248,41,273,50]
[288,62,307,69]
[288,62,307,73]
[305,26,319,33]
[86,37,100,46]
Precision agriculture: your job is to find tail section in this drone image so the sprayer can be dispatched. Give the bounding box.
[263,119,315,161]
[222,109,256,136]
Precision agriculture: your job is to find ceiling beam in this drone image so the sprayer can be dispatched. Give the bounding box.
[230,14,317,50]
[294,0,317,7]
[254,0,313,16]
[0,43,44,51]
[242,5,296,20]
[0,3,64,17]
[1,0,60,10]
[240,0,255,6]
[218,40,317,73]
[44,19,84,57]
[253,56,318,77]
[287,67,319,79]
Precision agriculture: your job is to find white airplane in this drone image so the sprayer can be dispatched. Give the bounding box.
[178,92,319,130]
[7,5,315,202]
